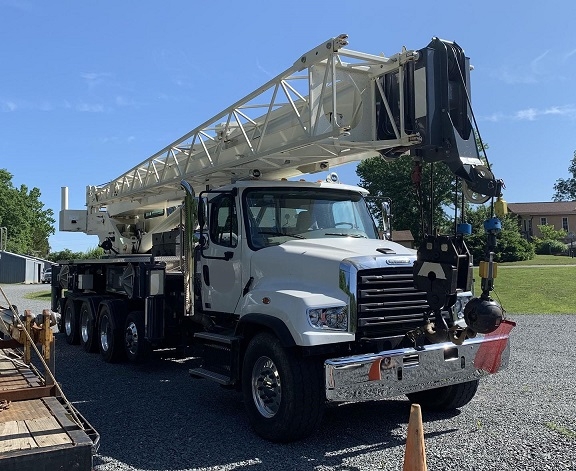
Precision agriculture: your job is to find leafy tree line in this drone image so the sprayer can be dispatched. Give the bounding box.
[47,247,104,262]
[356,154,538,264]
[553,150,576,201]
[0,168,105,261]
[0,169,55,257]
[358,154,456,243]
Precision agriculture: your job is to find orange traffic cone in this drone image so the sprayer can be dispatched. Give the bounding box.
[403,404,427,471]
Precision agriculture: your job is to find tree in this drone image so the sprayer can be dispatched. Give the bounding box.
[47,246,104,262]
[532,224,567,255]
[356,149,533,263]
[464,205,534,263]
[357,156,457,244]
[553,150,576,201]
[0,169,55,257]
[47,249,85,262]
[536,224,567,241]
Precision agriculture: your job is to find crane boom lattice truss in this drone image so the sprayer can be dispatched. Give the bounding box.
[89,34,423,213]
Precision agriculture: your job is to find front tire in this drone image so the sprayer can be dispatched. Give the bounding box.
[63,300,80,345]
[406,379,480,411]
[241,333,324,442]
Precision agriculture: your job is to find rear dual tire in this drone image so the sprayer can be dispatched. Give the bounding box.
[62,298,151,364]
[79,301,98,353]
[63,300,80,345]
[98,304,124,363]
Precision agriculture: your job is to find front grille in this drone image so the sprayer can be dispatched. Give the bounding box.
[356,267,429,338]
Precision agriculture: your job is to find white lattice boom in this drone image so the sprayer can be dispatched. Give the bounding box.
[88,34,423,216]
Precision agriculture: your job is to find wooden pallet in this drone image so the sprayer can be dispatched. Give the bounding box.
[0,347,99,471]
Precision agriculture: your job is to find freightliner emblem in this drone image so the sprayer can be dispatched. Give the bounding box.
[386,258,412,265]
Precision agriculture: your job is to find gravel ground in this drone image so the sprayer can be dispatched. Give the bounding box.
[2,283,575,471]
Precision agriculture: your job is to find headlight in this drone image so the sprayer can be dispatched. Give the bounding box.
[308,306,348,330]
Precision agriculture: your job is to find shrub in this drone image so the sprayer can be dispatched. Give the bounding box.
[464,208,535,264]
[534,239,567,255]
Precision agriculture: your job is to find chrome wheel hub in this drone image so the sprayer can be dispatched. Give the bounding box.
[81,314,90,343]
[125,322,139,355]
[65,312,72,336]
[100,317,110,352]
[251,356,281,418]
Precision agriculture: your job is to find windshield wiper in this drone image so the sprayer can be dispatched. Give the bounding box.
[324,232,366,238]
[258,231,305,239]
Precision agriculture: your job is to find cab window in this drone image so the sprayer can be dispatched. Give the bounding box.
[209,195,238,247]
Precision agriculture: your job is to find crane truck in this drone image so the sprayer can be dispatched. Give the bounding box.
[54,34,513,442]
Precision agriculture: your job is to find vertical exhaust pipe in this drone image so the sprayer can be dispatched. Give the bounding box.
[180,181,196,316]
[180,180,214,329]
[61,187,69,211]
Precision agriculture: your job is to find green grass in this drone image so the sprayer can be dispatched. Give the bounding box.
[500,254,576,266]
[474,255,576,314]
[24,291,51,301]
[544,422,576,439]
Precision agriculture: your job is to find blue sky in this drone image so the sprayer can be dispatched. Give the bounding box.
[2,0,576,252]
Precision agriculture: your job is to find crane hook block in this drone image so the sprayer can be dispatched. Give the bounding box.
[413,234,473,311]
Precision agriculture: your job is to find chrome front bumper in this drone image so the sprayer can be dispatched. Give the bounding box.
[325,334,511,402]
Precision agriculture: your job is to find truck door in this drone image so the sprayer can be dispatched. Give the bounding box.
[200,193,243,314]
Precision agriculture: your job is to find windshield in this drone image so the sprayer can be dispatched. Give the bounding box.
[243,187,379,249]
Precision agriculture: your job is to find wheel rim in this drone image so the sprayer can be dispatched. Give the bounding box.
[81,311,90,343]
[100,315,111,352]
[65,309,73,336]
[251,355,281,418]
[125,321,139,356]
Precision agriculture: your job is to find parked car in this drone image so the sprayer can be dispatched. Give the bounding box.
[41,268,52,284]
